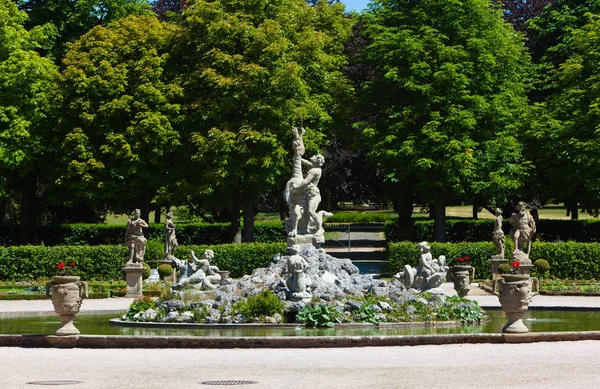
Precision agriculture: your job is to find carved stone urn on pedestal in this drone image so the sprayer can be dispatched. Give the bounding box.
[46,276,88,336]
[495,273,538,333]
[451,265,475,298]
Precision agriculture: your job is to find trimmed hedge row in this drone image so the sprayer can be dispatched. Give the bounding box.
[388,241,600,280]
[0,221,286,246]
[0,242,287,281]
[385,218,600,243]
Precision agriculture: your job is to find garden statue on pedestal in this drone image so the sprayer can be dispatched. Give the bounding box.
[284,126,328,247]
[125,208,148,266]
[164,210,178,260]
[509,201,536,272]
[394,241,448,292]
[123,209,148,298]
[285,245,312,301]
[173,250,221,290]
[490,208,508,279]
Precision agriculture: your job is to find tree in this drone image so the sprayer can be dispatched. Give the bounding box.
[527,4,600,217]
[55,14,182,221]
[360,0,532,241]
[18,0,152,62]
[171,0,353,242]
[0,0,59,242]
[500,0,554,33]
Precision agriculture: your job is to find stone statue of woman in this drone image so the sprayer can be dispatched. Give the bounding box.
[164,210,178,259]
[492,208,505,258]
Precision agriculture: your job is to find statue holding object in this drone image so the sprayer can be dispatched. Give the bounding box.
[283,126,329,247]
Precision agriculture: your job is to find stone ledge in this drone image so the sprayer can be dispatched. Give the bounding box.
[3,331,600,349]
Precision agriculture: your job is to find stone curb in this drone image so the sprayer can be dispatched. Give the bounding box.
[2,331,600,349]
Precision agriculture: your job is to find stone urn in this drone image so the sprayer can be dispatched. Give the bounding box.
[45,276,88,336]
[451,265,475,298]
[495,274,538,333]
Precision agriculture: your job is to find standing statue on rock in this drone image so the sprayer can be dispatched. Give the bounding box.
[283,126,328,243]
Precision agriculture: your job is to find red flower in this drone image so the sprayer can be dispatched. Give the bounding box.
[70,262,76,267]
[57,263,65,269]
[465,256,470,261]
[512,261,521,268]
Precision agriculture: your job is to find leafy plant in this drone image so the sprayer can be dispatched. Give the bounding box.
[497,263,512,274]
[142,263,151,279]
[157,264,173,278]
[232,290,283,321]
[193,305,211,322]
[123,297,156,321]
[533,259,550,278]
[296,303,341,328]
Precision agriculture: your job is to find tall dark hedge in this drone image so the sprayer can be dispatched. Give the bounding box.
[385,218,600,243]
[0,221,285,246]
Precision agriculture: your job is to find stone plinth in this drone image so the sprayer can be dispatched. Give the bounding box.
[489,257,508,279]
[124,266,144,298]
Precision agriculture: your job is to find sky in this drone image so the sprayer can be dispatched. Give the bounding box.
[341,0,370,12]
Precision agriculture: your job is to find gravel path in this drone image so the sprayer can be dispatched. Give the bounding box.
[2,341,600,389]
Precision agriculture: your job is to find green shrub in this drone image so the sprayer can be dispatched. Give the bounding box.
[123,297,156,320]
[497,263,512,274]
[389,241,600,280]
[233,290,283,320]
[142,263,151,280]
[325,212,395,223]
[296,303,341,327]
[157,264,173,278]
[385,218,600,243]
[0,221,285,246]
[533,259,550,274]
[0,242,286,281]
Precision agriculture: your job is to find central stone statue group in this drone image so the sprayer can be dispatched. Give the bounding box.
[284,126,327,240]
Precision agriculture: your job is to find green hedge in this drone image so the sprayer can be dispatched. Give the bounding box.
[0,242,287,281]
[385,218,600,243]
[388,241,600,280]
[0,221,285,246]
[324,212,396,223]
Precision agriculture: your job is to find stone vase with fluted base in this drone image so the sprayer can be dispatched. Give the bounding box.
[495,274,538,333]
[46,276,88,336]
[451,265,475,298]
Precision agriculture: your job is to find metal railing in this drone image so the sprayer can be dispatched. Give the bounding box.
[322,223,386,251]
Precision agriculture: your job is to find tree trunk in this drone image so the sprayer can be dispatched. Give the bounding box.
[228,196,241,244]
[154,205,161,223]
[472,203,478,219]
[392,190,414,241]
[571,202,578,220]
[242,193,255,243]
[433,199,446,242]
[19,172,37,244]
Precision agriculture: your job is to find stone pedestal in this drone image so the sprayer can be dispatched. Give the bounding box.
[124,266,144,298]
[489,257,508,279]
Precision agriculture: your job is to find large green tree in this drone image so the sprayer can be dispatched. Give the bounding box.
[360,0,532,241]
[0,0,58,242]
[56,14,182,220]
[18,0,152,62]
[171,0,353,242]
[527,3,600,217]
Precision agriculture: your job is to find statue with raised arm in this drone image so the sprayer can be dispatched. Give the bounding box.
[164,210,178,259]
[509,202,536,256]
[186,249,221,290]
[125,209,148,265]
[283,126,328,241]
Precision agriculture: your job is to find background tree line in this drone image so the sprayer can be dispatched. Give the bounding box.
[1,0,599,244]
